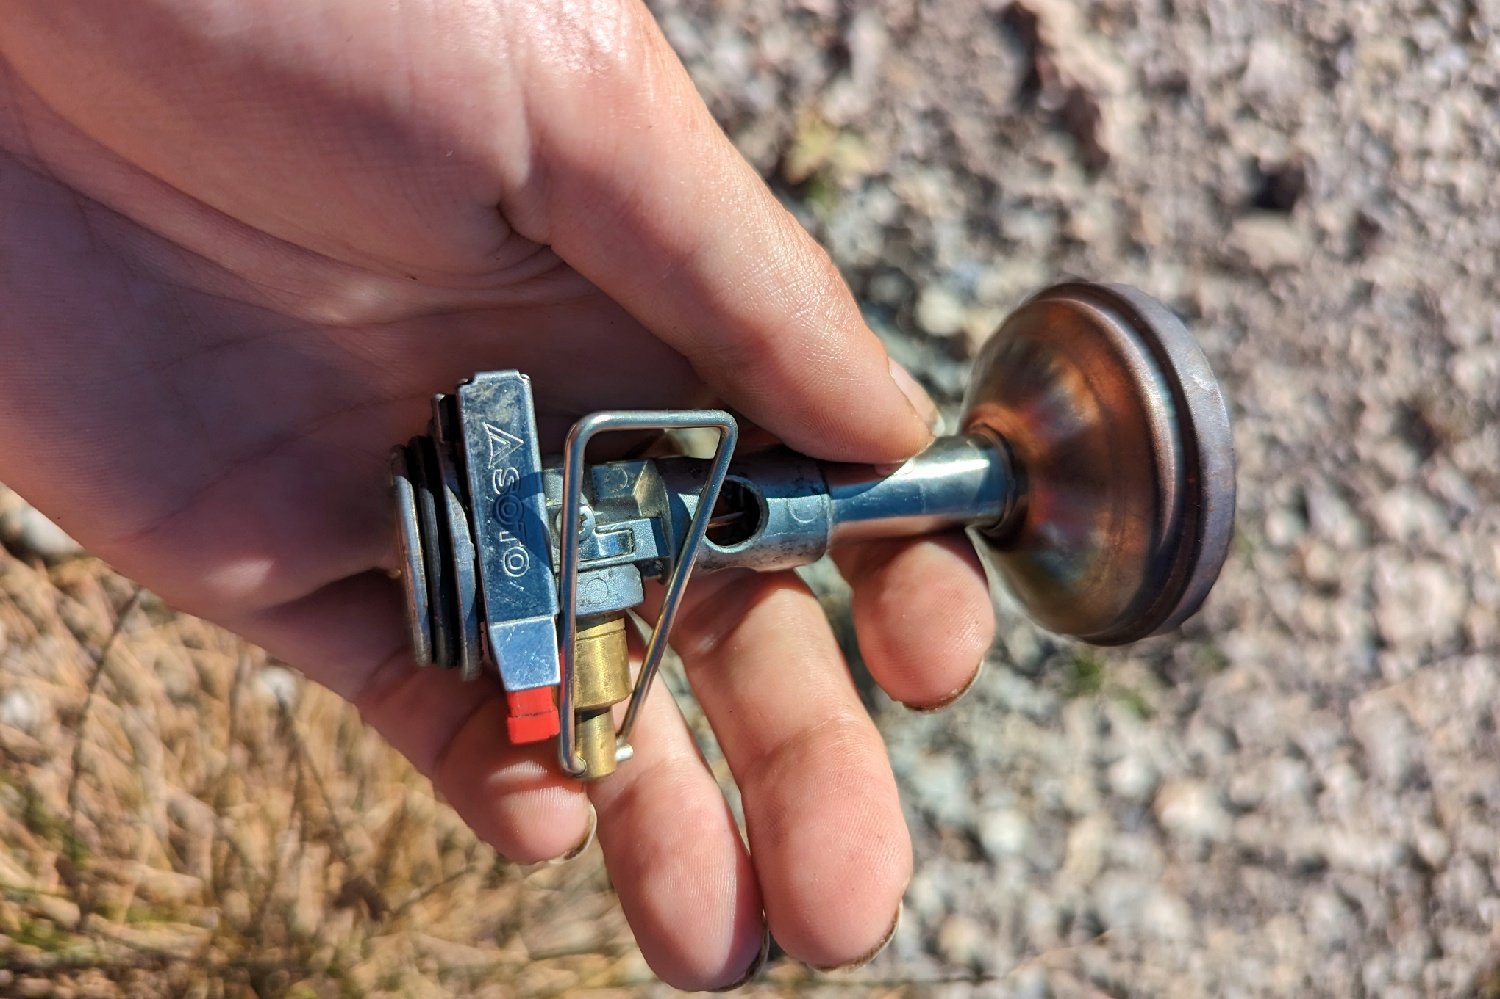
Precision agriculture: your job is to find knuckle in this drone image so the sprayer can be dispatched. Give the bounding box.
[514,0,656,85]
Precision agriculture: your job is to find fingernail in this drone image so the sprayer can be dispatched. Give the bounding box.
[902,659,986,713]
[890,359,943,435]
[712,928,771,991]
[551,804,596,864]
[813,903,902,972]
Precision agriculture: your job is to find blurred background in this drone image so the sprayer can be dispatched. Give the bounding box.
[3,0,1499,995]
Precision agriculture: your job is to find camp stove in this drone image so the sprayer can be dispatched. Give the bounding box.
[389,282,1236,780]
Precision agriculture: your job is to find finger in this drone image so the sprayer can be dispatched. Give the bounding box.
[504,2,937,465]
[588,657,765,991]
[648,570,910,969]
[832,532,995,709]
[229,571,591,864]
[1,2,933,461]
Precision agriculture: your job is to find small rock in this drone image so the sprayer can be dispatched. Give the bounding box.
[1306,483,1366,548]
[1264,502,1307,549]
[1374,557,1467,652]
[1303,887,1356,947]
[1059,814,1112,886]
[1300,541,1343,588]
[997,628,1051,681]
[1107,832,1164,875]
[978,808,1032,860]
[1436,856,1489,912]
[1317,761,1365,816]
[915,285,967,338]
[910,752,973,828]
[1003,207,1059,253]
[1241,35,1313,115]
[18,978,52,999]
[1092,870,1151,929]
[1230,214,1311,270]
[1154,779,1230,844]
[1061,768,1100,815]
[0,688,47,734]
[934,913,989,969]
[1022,888,1062,946]
[905,870,948,921]
[962,305,1007,347]
[1412,824,1450,869]
[1008,966,1049,999]
[846,8,887,92]
[867,271,909,307]
[1108,753,1158,800]
[1351,700,1420,787]
[974,258,1049,309]
[0,490,83,561]
[1143,887,1194,941]
[1371,488,1448,547]
[1325,828,1402,875]
[255,665,301,709]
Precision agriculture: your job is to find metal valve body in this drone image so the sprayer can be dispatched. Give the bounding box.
[391,282,1237,780]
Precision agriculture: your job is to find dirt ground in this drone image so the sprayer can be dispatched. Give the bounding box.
[3,1,1500,997]
[651,1,1499,995]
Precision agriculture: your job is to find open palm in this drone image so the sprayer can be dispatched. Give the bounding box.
[0,2,995,988]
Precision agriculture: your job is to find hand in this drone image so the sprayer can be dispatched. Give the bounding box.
[0,2,995,988]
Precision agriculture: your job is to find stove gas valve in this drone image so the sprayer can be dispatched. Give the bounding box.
[390,282,1236,780]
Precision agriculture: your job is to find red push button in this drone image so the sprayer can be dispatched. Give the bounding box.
[506,687,560,744]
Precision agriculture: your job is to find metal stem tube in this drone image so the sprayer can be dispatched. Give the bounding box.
[823,433,1019,542]
[663,433,1020,575]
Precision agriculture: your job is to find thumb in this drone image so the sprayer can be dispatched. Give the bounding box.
[503,1,937,464]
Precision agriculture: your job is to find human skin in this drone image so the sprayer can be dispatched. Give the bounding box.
[0,2,995,989]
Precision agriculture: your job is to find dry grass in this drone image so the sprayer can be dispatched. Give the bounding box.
[0,547,679,997]
[0,544,959,997]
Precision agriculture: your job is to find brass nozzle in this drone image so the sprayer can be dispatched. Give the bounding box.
[572,614,632,779]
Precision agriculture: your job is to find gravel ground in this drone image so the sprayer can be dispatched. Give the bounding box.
[3,2,1498,997]
[648,1,1500,996]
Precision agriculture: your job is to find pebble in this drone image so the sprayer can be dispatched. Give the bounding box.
[1091,870,1150,930]
[845,9,886,96]
[1059,814,1111,886]
[1370,488,1449,547]
[255,665,301,710]
[0,688,46,734]
[1107,753,1158,801]
[1351,701,1420,788]
[915,285,967,338]
[0,491,83,561]
[1411,824,1450,870]
[1325,829,1403,876]
[1021,888,1062,946]
[911,752,974,828]
[1006,966,1049,999]
[1240,34,1313,114]
[962,306,1007,347]
[1142,888,1193,941]
[1230,214,1311,270]
[978,808,1032,861]
[1304,889,1355,948]
[1373,557,1468,652]
[1154,780,1230,845]
[934,913,989,969]
[906,870,949,922]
